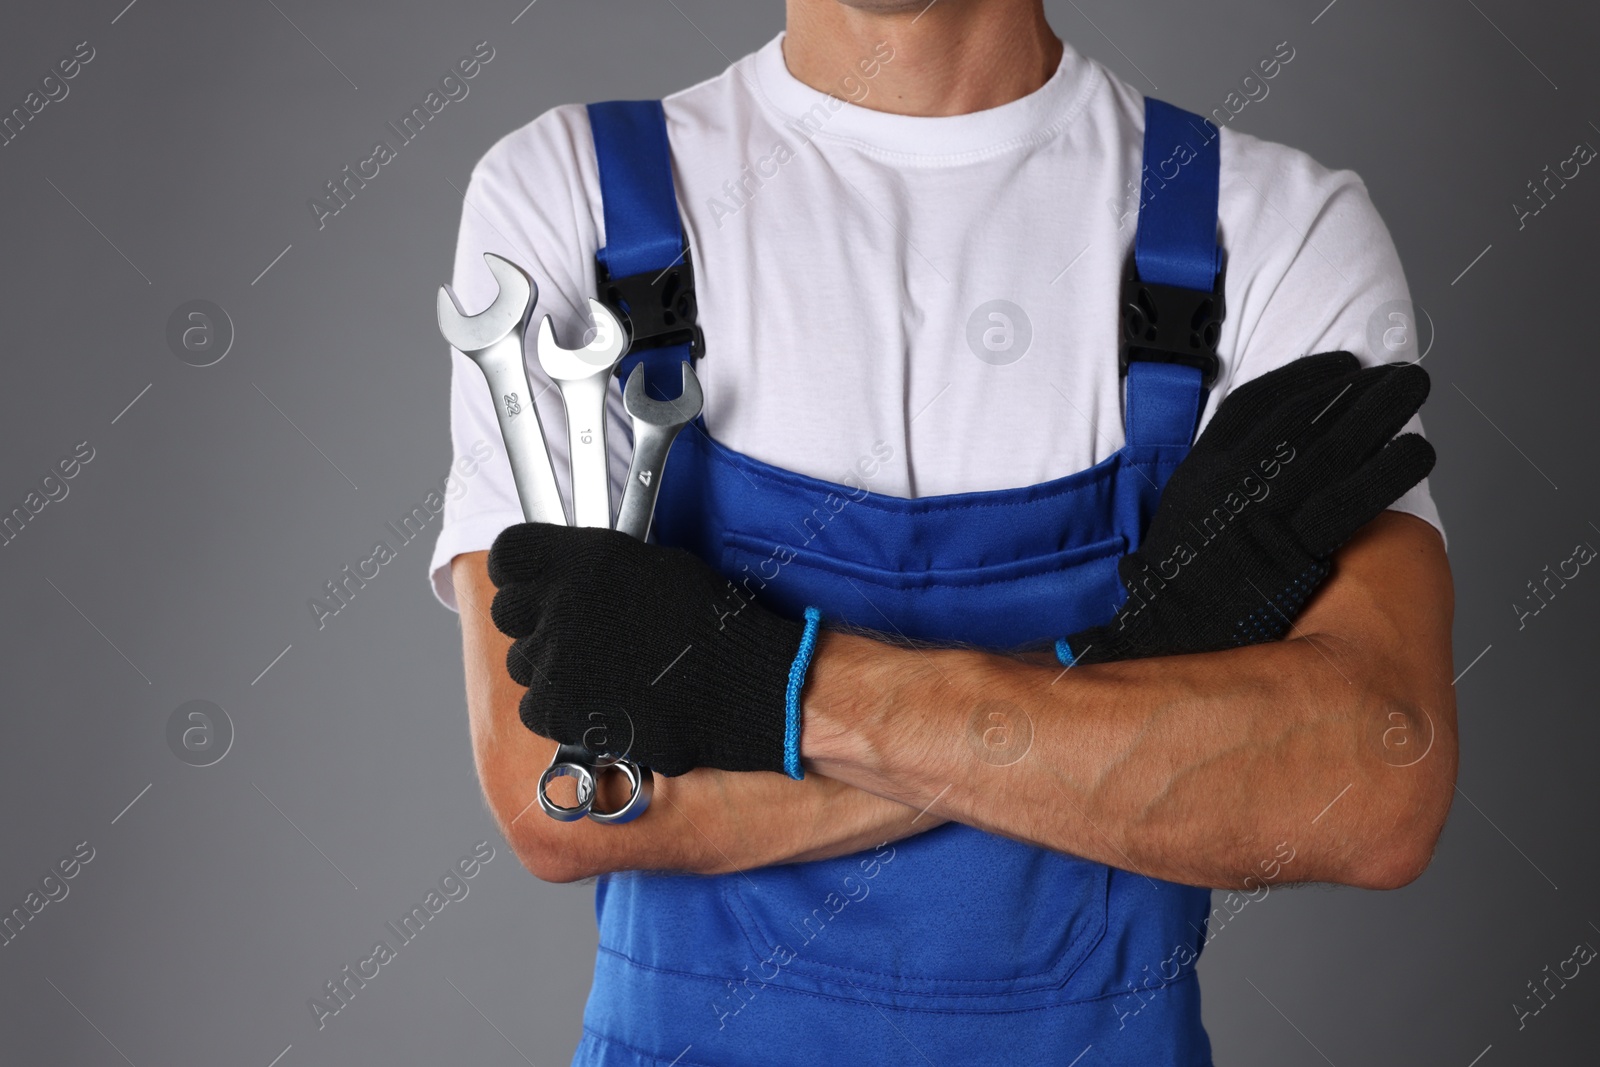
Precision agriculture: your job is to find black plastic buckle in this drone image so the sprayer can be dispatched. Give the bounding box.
[595,246,704,361]
[1119,260,1225,388]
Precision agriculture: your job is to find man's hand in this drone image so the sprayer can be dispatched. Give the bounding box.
[487,523,812,777]
[1062,352,1435,664]
[454,550,940,884]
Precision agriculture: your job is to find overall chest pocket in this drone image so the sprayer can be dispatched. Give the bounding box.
[718,528,1128,649]
[721,826,1109,1007]
[714,530,1124,1005]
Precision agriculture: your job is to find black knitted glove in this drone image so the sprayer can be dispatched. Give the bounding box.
[1060,352,1435,665]
[487,523,813,777]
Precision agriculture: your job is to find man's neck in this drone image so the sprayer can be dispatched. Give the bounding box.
[784,0,1062,117]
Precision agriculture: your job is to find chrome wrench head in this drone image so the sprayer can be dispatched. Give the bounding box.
[622,360,704,429]
[534,298,628,380]
[436,253,533,353]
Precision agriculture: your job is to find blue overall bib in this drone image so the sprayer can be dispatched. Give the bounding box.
[575,97,1223,1066]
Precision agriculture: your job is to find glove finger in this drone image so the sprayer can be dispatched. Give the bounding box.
[1301,362,1430,473]
[487,522,563,587]
[490,581,544,638]
[1286,363,1440,502]
[652,758,697,778]
[514,658,600,750]
[516,685,554,738]
[1289,433,1437,558]
[1199,352,1359,450]
[1239,361,1397,451]
[1267,363,1426,502]
[504,633,547,688]
[1219,369,1398,487]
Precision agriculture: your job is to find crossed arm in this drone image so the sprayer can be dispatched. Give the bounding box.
[456,545,942,884]
[454,510,1456,891]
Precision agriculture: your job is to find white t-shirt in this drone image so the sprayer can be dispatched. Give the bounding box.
[429,33,1440,609]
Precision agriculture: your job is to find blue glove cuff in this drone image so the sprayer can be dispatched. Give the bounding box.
[783,607,824,780]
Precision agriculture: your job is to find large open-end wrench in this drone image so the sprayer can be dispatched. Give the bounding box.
[615,363,703,541]
[436,254,565,526]
[536,302,628,530]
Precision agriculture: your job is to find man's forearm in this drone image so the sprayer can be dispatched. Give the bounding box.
[453,550,940,883]
[503,763,940,882]
[801,512,1458,890]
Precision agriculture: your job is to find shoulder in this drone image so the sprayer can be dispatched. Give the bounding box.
[461,101,619,261]
[1211,124,1406,367]
[1092,64,1391,259]
[1218,124,1382,246]
[469,103,596,193]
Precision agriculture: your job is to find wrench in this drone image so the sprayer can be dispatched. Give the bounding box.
[532,299,650,824]
[616,363,703,541]
[436,254,566,526]
[536,301,628,530]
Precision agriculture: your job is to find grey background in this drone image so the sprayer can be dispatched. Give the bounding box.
[1,0,1595,1064]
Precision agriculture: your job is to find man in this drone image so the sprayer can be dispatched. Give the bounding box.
[430,1,1454,1063]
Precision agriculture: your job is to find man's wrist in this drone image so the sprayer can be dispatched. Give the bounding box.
[798,629,878,773]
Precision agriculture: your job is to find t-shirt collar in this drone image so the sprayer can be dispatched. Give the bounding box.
[748,31,1098,160]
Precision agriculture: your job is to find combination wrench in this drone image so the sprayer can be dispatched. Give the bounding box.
[536,305,627,530]
[531,299,652,824]
[435,253,566,526]
[615,363,703,541]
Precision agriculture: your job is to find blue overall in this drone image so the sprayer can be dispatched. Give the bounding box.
[576,98,1223,1066]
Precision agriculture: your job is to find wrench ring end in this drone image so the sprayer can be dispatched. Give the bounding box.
[537,760,598,822]
[585,761,654,825]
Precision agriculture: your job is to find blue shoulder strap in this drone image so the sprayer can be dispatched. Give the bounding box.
[1123,98,1223,449]
[586,97,1222,439]
[587,99,698,399]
